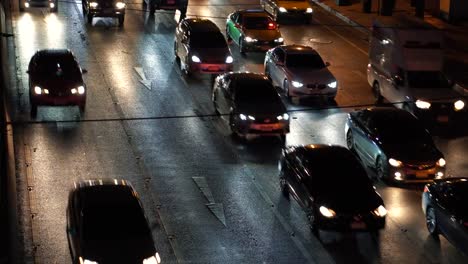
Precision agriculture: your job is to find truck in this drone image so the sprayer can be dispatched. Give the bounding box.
[367,15,467,125]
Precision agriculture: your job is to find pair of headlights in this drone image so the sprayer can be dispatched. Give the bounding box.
[415,99,465,111]
[191,55,233,64]
[278,7,313,13]
[319,205,387,218]
[291,81,337,89]
[239,113,289,121]
[80,252,161,264]
[388,157,446,168]
[89,2,126,9]
[34,86,85,95]
[244,37,284,43]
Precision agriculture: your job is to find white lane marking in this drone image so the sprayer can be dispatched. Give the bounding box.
[192,177,227,226]
[134,67,152,90]
[309,38,333,44]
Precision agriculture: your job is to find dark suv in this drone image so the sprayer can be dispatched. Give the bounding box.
[82,0,127,27]
[175,18,233,76]
[144,0,188,19]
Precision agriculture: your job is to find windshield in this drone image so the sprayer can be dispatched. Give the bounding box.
[371,115,430,143]
[286,54,326,68]
[235,80,281,104]
[407,71,452,89]
[37,57,81,80]
[243,17,273,30]
[190,32,227,49]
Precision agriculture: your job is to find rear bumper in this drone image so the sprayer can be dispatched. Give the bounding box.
[317,215,386,232]
[234,121,290,136]
[88,8,125,17]
[244,41,283,52]
[289,86,337,99]
[31,95,86,106]
[189,63,233,74]
[388,166,445,183]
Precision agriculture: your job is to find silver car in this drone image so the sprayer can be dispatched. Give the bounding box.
[264,45,337,102]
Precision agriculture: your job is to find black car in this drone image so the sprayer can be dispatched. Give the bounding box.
[144,0,188,18]
[21,0,58,12]
[27,49,86,116]
[345,107,446,183]
[422,178,468,255]
[279,145,387,235]
[212,72,290,140]
[82,0,126,26]
[174,18,233,76]
[66,179,162,264]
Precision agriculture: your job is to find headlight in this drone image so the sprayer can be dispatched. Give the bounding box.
[34,86,42,95]
[274,37,284,43]
[225,56,233,64]
[306,8,313,13]
[291,81,303,88]
[49,2,55,8]
[191,55,201,63]
[415,100,431,109]
[372,205,387,217]
[78,86,85,94]
[89,2,98,8]
[239,114,247,120]
[319,206,336,218]
[277,113,289,121]
[327,81,337,88]
[279,7,287,13]
[388,158,402,167]
[79,257,98,264]
[115,2,126,9]
[244,36,256,42]
[25,2,30,8]
[247,115,255,120]
[143,253,162,264]
[454,100,465,111]
[436,158,446,167]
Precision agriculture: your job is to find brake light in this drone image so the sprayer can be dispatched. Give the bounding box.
[268,22,276,30]
[423,185,429,193]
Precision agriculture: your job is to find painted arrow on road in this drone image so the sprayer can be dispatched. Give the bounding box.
[134,67,152,90]
[192,177,226,226]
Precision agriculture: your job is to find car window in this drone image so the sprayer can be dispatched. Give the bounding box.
[407,71,452,89]
[272,48,285,63]
[242,16,272,30]
[285,53,326,69]
[36,56,81,79]
[369,113,430,143]
[190,32,227,49]
[234,79,280,104]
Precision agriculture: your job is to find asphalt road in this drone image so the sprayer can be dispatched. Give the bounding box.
[7,0,468,263]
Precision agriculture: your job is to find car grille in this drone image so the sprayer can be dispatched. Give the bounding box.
[287,9,306,14]
[405,163,435,170]
[253,115,279,124]
[307,84,327,89]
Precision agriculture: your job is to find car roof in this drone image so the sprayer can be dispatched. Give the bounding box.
[281,45,318,54]
[183,18,220,32]
[35,49,73,58]
[222,71,269,82]
[73,179,139,208]
[237,9,270,17]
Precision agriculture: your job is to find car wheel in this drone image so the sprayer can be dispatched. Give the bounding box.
[279,134,286,144]
[30,103,38,117]
[426,207,440,239]
[79,102,86,114]
[346,130,355,152]
[372,82,383,104]
[180,58,191,77]
[82,3,86,16]
[149,4,156,13]
[376,157,386,181]
[283,79,292,101]
[87,13,93,25]
[307,207,320,237]
[265,65,272,81]
[239,37,246,55]
[118,15,125,27]
[279,174,289,198]
[213,93,220,116]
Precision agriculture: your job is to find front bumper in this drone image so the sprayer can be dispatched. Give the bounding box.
[88,8,125,17]
[243,40,283,52]
[289,84,337,99]
[189,63,233,74]
[412,103,468,126]
[25,0,56,8]
[316,213,385,232]
[234,120,290,136]
[278,10,313,19]
[31,94,86,106]
[388,165,445,183]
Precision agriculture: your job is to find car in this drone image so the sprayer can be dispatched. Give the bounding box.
[174,18,233,76]
[82,0,126,26]
[264,45,337,102]
[260,0,313,23]
[20,0,58,12]
[66,179,162,264]
[27,49,87,116]
[422,178,468,255]
[212,72,290,141]
[226,9,284,55]
[144,0,188,19]
[279,144,387,235]
[345,107,446,183]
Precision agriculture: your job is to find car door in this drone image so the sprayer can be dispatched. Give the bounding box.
[270,48,286,88]
[219,78,233,122]
[363,115,385,165]
[178,23,190,65]
[288,151,310,208]
[350,112,373,166]
[433,185,454,238]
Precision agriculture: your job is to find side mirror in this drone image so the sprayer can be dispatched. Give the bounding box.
[325,62,331,67]
[81,68,88,74]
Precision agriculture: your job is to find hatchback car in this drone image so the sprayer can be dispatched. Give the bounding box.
[21,0,57,12]
[264,45,337,102]
[175,18,233,76]
[144,0,188,18]
[279,144,387,235]
[345,107,446,183]
[82,0,126,26]
[66,179,162,264]
[27,49,86,116]
[212,72,290,140]
[422,178,468,255]
[226,9,283,54]
[260,0,313,23]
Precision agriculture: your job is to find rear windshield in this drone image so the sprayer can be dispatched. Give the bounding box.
[36,57,80,79]
[407,71,452,89]
[243,17,273,30]
[190,32,227,48]
[235,80,280,103]
[286,54,326,68]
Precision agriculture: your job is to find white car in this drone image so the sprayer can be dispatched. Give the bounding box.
[264,45,338,102]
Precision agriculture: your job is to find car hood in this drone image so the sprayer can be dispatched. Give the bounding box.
[32,78,83,92]
[317,191,383,214]
[277,1,311,9]
[82,238,155,263]
[286,67,335,84]
[410,86,461,101]
[381,142,441,163]
[236,102,286,115]
[243,29,281,41]
[191,48,231,63]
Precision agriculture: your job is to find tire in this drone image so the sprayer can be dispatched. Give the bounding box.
[87,13,93,25]
[283,79,292,101]
[181,58,191,77]
[279,135,286,144]
[79,102,86,114]
[118,15,125,27]
[265,65,272,81]
[30,103,38,117]
[279,175,289,198]
[372,82,383,104]
[426,207,440,239]
[213,93,220,116]
[307,207,320,237]
[150,5,156,14]
[239,38,246,55]
[376,157,386,181]
[346,130,355,152]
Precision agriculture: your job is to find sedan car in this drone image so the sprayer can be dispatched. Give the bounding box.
[264,45,337,102]
[27,49,87,116]
[260,0,313,23]
[175,18,233,76]
[226,9,284,55]
[212,72,290,141]
[21,0,58,12]
[345,107,446,183]
[82,0,126,26]
[422,178,468,255]
[279,144,387,235]
[66,179,162,264]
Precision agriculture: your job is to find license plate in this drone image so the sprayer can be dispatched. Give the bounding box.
[253,124,279,131]
[207,66,220,72]
[351,221,366,229]
[104,8,114,14]
[437,115,449,122]
[415,171,427,178]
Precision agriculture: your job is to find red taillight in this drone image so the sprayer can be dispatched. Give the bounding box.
[267,22,276,30]
[423,185,429,193]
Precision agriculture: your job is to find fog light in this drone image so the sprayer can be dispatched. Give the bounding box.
[394,172,402,181]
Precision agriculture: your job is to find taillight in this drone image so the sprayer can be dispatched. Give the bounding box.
[423,185,429,193]
[267,22,276,30]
